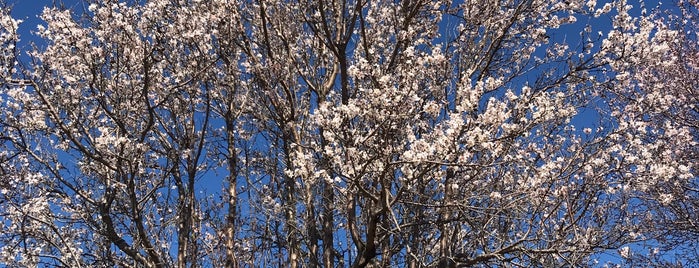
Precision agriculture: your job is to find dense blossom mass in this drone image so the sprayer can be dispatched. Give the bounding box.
[0,0,697,267]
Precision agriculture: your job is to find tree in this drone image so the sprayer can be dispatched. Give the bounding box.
[600,0,699,265]
[0,0,695,267]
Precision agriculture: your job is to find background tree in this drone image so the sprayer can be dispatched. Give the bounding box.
[0,0,696,267]
[601,0,699,265]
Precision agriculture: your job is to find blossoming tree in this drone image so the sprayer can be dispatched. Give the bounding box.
[0,0,696,267]
[601,0,699,265]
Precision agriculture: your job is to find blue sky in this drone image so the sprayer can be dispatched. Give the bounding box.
[10,0,83,51]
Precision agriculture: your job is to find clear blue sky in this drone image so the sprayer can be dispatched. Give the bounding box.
[10,0,82,50]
